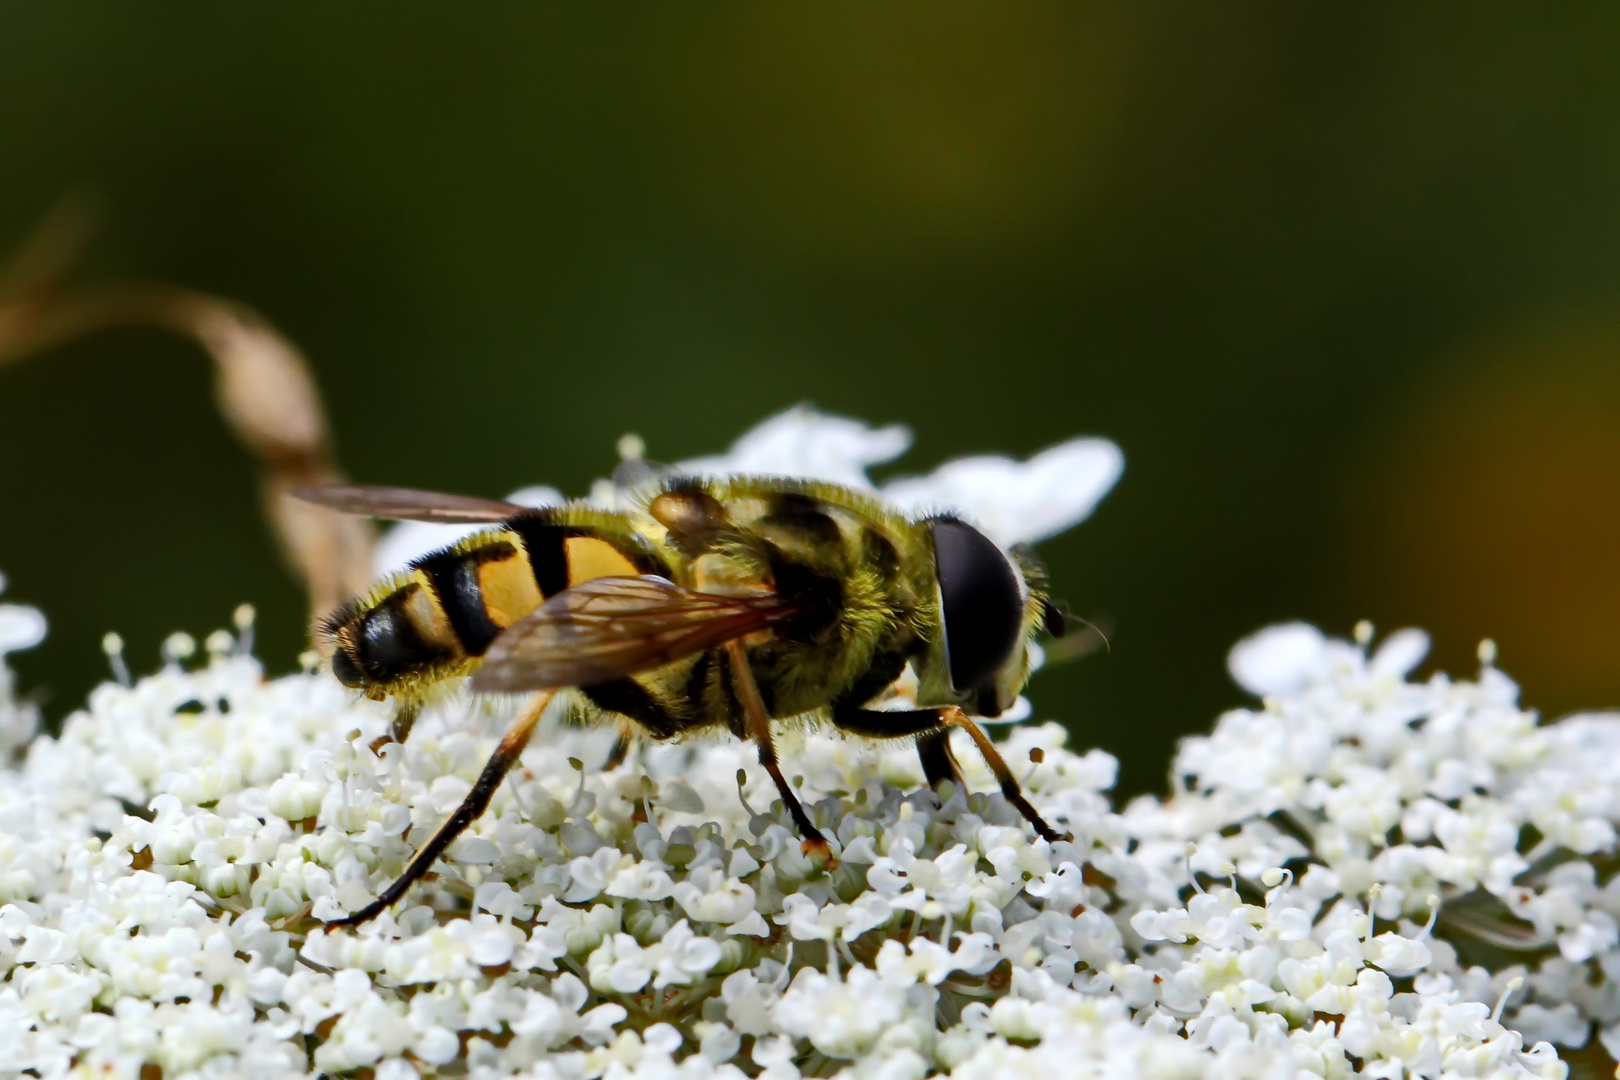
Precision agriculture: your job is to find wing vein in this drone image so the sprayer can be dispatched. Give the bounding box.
[468,575,801,693]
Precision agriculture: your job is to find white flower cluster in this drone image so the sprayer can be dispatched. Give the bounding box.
[1144,622,1620,1069]
[0,412,1606,1079]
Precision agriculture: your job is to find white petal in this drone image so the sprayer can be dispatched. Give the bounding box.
[677,405,911,489]
[1227,622,1327,697]
[1369,628,1430,680]
[371,485,564,576]
[881,437,1123,546]
[0,604,45,654]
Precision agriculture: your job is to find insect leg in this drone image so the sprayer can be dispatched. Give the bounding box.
[940,707,1070,844]
[723,640,833,862]
[828,704,963,787]
[915,731,962,789]
[601,721,634,772]
[329,689,555,928]
[390,700,422,745]
[830,704,1067,843]
[366,700,422,755]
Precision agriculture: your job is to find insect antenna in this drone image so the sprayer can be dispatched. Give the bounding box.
[1039,606,1113,665]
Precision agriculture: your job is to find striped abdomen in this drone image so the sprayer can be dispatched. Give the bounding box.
[325,510,667,697]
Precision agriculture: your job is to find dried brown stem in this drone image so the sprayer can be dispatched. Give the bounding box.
[0,200,375,621]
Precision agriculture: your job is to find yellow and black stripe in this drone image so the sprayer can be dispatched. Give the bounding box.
[325,508,668,698]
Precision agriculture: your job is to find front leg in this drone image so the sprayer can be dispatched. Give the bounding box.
[915,729,962,789]
[827,702,955,784]
[830,703,1069,843]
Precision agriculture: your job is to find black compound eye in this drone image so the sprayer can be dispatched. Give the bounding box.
[929,516,1024,693]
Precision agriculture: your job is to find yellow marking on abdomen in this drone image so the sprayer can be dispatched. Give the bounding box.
[478,548,544,627]
[401,571,461,653]
[566,535,641,584]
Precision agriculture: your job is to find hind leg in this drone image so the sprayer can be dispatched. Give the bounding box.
[332,690,553,927]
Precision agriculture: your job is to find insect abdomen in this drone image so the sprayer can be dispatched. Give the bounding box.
[326,510,666,697]
[326,582,455,690]
[415,541,523,655]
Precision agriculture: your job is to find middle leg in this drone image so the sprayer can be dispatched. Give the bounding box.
[723,640,832,860]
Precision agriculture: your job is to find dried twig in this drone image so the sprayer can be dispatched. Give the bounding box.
[0,197,375,622]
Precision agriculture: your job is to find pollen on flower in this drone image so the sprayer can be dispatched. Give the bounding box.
[0,414,1608,1078]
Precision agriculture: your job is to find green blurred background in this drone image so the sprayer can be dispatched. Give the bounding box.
[3,6,1620,798]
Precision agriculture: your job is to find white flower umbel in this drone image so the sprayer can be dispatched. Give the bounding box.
[0,417,1597,1079]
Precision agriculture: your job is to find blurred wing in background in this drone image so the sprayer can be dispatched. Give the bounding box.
[290,483,528,524]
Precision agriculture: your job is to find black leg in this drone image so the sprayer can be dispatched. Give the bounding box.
[826,703,960,786]
[329,690,554,928]
[915,730,962,789]
[724,641,833,862]
[828,705,943,739]
[581,678,685,741]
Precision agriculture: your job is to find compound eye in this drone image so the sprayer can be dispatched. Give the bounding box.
[929,516,1024,693]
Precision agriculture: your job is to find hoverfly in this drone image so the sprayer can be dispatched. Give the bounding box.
[294,474,1071,926]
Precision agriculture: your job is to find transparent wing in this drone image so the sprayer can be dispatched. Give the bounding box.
[610,458,678,489]
[290,483,527,523]
[470,575,801,692]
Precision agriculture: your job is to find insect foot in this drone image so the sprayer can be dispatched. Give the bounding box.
[800,835,839,870]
